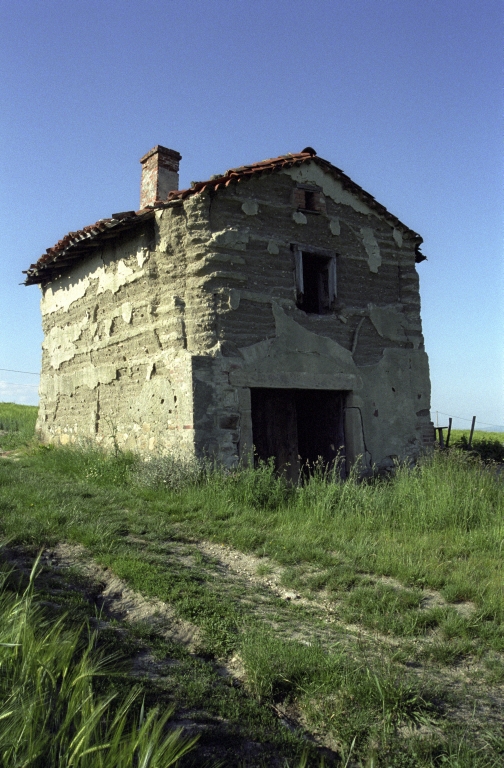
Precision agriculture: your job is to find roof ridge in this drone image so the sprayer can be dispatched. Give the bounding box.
[168,149,317,202]
[24,148,424,285]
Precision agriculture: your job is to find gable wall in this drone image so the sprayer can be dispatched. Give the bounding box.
[170,163,432,468]
[187,167,425,366]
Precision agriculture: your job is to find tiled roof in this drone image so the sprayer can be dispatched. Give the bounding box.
[24,148,424,285]
[168,148,411,231]
[168,148,423,247]
[23,209,158,285]
[168,148,318,200]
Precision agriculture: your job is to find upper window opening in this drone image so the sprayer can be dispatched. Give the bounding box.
[293,184,326,214]
[293,246,337,314]
[304,190,318,211]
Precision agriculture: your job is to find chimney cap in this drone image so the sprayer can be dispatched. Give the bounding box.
[140,145,182,164]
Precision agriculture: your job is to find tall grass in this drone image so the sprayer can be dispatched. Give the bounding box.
[123,448,504,646]
[3,435,502,636]
[0,552,198,767]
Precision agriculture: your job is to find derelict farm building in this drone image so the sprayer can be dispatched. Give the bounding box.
[25,146,434,478]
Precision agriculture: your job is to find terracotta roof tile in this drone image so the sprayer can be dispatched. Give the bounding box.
[166,150,318,203]
[165,149,422,246]
[23,209,157,285]
[24,148,424,285]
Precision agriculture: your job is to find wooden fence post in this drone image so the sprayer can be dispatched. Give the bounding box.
[468,416,476,448]
[446,418,452,448]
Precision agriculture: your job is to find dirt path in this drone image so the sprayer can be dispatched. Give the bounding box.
[4,537,504,763]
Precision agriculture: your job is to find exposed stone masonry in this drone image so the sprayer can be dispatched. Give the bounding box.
[34,149,434,471]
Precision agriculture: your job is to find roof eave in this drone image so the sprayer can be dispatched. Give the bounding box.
[23,206,166,286]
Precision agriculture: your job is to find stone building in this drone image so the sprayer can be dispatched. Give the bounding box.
[25,146,434,477]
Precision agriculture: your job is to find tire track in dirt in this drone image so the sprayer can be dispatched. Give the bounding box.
[4,538,503,758]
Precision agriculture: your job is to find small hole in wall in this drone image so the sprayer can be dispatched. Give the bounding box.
[174,396,177,403]
[160,399,164,404]
[168,410,172,414]
[392,387,396,392]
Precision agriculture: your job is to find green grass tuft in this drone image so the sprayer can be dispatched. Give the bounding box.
[0,550,198,767]
[240,627,439,752]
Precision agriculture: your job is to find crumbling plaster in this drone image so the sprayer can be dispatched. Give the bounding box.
[283,162,378,218]
[356,348,431,462]
[41,252,147,316]
[37,227,196,455]
[36,160,432,470]
[220,303,430,467]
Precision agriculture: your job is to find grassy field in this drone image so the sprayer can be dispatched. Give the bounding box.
[0,404,503,766]
[449,429,503,444]
[0,401,38,450]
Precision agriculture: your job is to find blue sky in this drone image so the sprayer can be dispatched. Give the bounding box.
[1,0,502,430]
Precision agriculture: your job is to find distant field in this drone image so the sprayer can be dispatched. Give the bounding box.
[450,428,504,444]
[0,402,38,450]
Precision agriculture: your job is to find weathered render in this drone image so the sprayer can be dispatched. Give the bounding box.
[25,146,434,476]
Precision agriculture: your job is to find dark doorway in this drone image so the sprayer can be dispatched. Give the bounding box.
[250,388,346,481]
[298,254,331,314]
[295,251,337,315]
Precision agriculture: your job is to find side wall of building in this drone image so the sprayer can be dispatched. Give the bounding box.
[37,221,196,456]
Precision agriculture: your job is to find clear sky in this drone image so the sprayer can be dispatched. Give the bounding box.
[1,0,502,430]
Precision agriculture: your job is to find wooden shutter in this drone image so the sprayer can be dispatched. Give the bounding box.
[328,256,337,303]
[294,247,304,299]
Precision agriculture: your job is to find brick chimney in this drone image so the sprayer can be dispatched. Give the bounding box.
[139,146,182,208]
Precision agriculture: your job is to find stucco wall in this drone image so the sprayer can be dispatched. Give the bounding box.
[37,161,432,469]
[172,162,432,468]
[37,223,195,456]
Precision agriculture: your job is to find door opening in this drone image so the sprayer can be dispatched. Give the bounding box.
[250,388,346,482]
